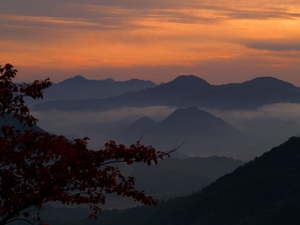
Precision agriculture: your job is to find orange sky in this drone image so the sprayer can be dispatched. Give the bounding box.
[1,1,300,85]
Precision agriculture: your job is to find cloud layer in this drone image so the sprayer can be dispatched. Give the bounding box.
[1,1,300,85]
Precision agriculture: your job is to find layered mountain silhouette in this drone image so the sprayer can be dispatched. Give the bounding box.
[113,107,259,160]
[174,76,300,109]
[32,75,212,111]
[147,106,239,136]
[26,75,156,107]
[123,107,239,137]
[32,75,300,111]
[96,136,300,225]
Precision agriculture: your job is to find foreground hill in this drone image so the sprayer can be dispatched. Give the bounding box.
[32,76,300,111]
[39,156,244,224]
[130,156,244,197]
[95,136,300,225]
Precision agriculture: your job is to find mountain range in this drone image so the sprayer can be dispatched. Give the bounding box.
[4,75,300,224]
[110,107,263,160]
[31,75,300,111]
[25,75,156,107]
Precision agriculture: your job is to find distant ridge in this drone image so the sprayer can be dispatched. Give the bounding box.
[173,76,300,109]
[39,76,157,102]
[60,75,87,84]
[113,107,253,159]
[123,116,158,136]
[32,75,215,111]
[241,76,296,89]
[32,75,300,111]
[120,107,240,138]
[148,106,239,136]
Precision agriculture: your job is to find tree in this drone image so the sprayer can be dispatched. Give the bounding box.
[0,64,171,225]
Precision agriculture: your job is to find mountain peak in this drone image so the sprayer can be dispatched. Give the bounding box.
[124,116,157,135]
[70,75,87,81]
[158,107,239,136]
[103,78,115,82]
[60,75,87,85]
[171,75,209,85]
[242,76,296,89]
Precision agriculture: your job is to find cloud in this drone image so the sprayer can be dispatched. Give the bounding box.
[2,1,299,33]
[2,0,300,87]
[244,41,300,52]
[32,106,176,132]
[31,106,177,148]
[31,103,300,153]
[12,50,300,88]
[208,103,300,145]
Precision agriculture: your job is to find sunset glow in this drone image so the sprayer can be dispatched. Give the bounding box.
[1,1,300,85]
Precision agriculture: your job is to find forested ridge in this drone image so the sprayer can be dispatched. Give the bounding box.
[90,136,300,225]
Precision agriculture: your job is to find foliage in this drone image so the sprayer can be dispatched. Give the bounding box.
[95,137,300,225]
[0,64,171,225]
[0,64,51,127]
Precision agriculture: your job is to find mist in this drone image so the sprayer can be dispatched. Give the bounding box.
[32,106,177,148]
[32,103,300,159]
[208,103,300,147]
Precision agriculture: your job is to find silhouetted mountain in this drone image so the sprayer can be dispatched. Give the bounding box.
[32,75,214,111]
[32,76,300,112]
[123,116,158,135]
[148,106,239,136]
[26,76,156,107]
[113,107,258,160]
[96,136,300,225]
[123,106,239,138]
[173,77,300,109]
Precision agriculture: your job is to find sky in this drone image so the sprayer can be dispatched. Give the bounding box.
[1,0,300,85]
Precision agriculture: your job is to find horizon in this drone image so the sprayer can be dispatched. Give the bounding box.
[1,1,300,86]
[17,74,300,87]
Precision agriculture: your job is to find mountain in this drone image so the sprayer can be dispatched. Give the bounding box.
[95,136,300,225]
[122,106,239,138]
[31,75,214,111]
[173,77,300,109]
[146,106,239,136]
[26,76,156,107]
[114,107,258,159]
[32,76,300,112]
[123,116,158,136]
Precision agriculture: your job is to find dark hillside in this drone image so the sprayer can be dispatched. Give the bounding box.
[37,156,244,224]
[96,136,300,225]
